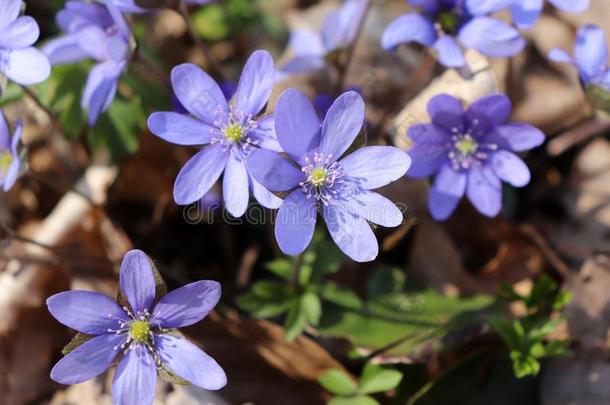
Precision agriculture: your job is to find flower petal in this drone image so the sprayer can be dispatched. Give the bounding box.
[152,280,221,328]
[319,91,365,160]
[82,61,122,125]
[119,249,156,315]
[0,16,39,48]
[406,124,449,178]
[223,152,249,217]
[322,0,370,51]
[156,334,227,390]
[549,0,589,13]
[466,0,514,16]
[42,35,89,65]
[548,48,575,65]
[275,189,317,256]
[171,63,228,126]
[233,50,275,117]
[3,47,51,85]
[274,88,321,163]
[341,187,403,227]
[489,123,545,152]
[340,146,411,189]
[0,110,9,149]
[490,150,531,187]
[289,29,325,56]
[427,94,465,133]
[248,114,283,153]
[428,164,466,220]
[0,0,21,31]
[248,149,306,192]
[574,25,608,82]
[466,164,502,217]
[249,173,283,209]
[433,35,466,68]
[458,17,525,58]
[322,200,378,262]
[111,346,157,405]
[381,13,436,50]
[466,93,511,129]
[278,55,326,76]
[50,333,125,385]
[148,112,215,146]
[511,0,543,29]
[173,144,230,205]
[47,290,129,335]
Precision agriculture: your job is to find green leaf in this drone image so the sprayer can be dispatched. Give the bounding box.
[61,333,93,355]
[301,291,322,326]
[553,290,572,311]
[318,287,492,356]
[283,299,307,341]
[236,281,294,319]
[586,83,610,114]
[192,5,229,41]
[317,283,363,310]
[359,363,403,394]
[264,259,293,280]
[328,396,379,405]
[318,369,359,396]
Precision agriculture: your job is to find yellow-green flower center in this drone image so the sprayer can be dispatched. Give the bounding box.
[129,320,150,342]
[438,10,459,34]
[309,167,328,186]
[456,138,478,156]
[0,151,12,173]
[224,124,244,143]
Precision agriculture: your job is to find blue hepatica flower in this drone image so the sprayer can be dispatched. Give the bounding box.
[148,50,283,217]
[0,111,24,192]
[248,90,411,262]
[43,1,133,126]
[549,24,610,91]
[278,0,370,78]
[0,0,50,85]
[47,249,226,405]
[407,93,544,220]
[382,0,525,68]
[511,0,589,29]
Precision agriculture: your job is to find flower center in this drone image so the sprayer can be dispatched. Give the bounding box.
[438,10,459,34]
[309,167,329,186]
[224,123,244,143]
[0,150,12,174]
[448,126,498,171]
[300,152,345,205]
[456,138,478,156]
[129,320,150,342]
[212,107,260,155]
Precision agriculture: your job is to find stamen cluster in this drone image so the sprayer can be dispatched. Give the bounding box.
[299,152,345,205]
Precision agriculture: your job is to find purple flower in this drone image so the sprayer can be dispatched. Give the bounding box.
[511,0,589,29]
[148,50,283,217]
[407,93,544,220]
[549,24,609,90]
[43,1,132,125]
[278,0,370,77]
[0,0,50,85]
[0,111,24,192]
[381,0,524,68]
[47,249,226,405]
[248,90,411,262]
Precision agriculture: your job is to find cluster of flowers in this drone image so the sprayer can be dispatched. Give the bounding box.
[0,0,605,403]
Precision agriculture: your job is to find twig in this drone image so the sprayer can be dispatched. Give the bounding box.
[519,224,572,280]
[176,0,227,81]
[27,170,102,208]
[547,115,610,156]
